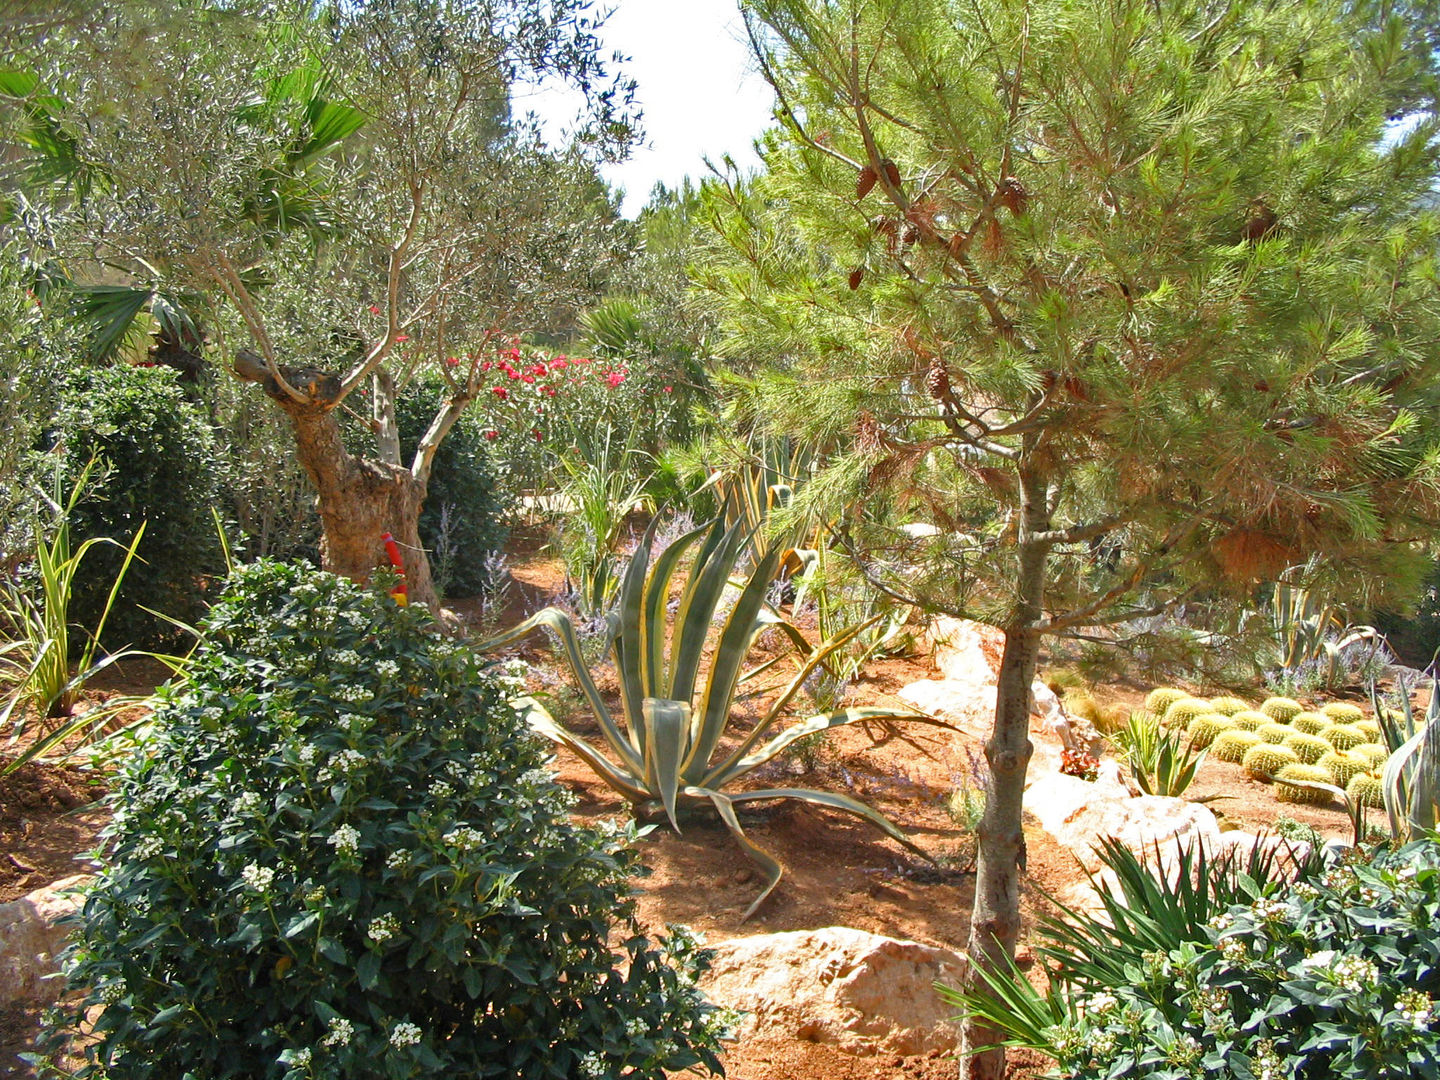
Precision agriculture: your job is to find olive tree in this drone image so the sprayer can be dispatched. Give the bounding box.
[717,0,1440,1075]
[2,0,635,607]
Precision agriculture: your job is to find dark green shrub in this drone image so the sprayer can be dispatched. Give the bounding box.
[944,838,1439,1080]
[51,365,226,647]
[393,377,512,598]
[39,561,727,1079]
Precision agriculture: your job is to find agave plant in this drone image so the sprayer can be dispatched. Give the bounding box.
[1110,710,1206,798]
[1368,674,1440,841]
[481,515,943,918]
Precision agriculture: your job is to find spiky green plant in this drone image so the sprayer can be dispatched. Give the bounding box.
[1282,731,1332,764]
[1243,744,1300,780]
[1162,698,1211,728]
[1318,750,1370,788]
[1144,686,1188,716]
[1258,722,1293,744]
[1207,696,1249,717]
[1110,710,1206,797]
[1211,729,1262,764]
[1321,701,1365,724]
[1231,710,1270,732]
[1320,723,1366,750]
[1369,674,1440,843]
[1275,763,1337,804]
[1354,742,1391,768]
[1290,711,1330,735]
[1346,771,1385,809]
[1185,713,1234,749]
[1260,697,1304,723]
[479,516,940,918]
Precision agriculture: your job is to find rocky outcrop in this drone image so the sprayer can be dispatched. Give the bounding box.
[701,926,966,1056]
[0,875,90,1006]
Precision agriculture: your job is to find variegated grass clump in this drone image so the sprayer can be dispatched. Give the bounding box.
[1321,701,1365,724]
[1207,696,1250,716]
[1243,743,1300,780]
[1260,697,1304,723]
[1162,698,1212,728]
[1212,729,1262,764]
[1320,723,1366,751]
[1281,731,1332,764]
[1346,771,1385,809]
[1185,713,1234,749]
[1290,711,1329,736]
[1258,722,1293,744]
[1144,686,1189,716]
[1231,710,1270,732]
[1275,763,1336,804]
[1318,750,1370,788]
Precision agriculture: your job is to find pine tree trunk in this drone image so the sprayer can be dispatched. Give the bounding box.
[959,468,1048,1080]
[283,402,436,610]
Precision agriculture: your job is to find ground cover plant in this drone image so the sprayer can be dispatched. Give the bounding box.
[36,561,728,1079]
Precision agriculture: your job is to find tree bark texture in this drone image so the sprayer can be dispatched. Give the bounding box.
[960,469,1047,1080]
[283,402,436,610]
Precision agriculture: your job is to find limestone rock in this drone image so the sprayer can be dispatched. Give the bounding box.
[897,678,996,724]
[925,617,1005,684]
[0,875,90,1006]
[701,926,966,1056]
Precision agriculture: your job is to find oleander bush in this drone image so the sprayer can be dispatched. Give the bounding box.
[37,561,728,1080]
[945,838,1440,1080]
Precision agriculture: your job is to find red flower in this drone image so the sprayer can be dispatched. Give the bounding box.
[550,358,568,370]
[503,347,521,362]
[491,386,508,399]
[368,305,380,314]
[532,428,543,442]
[504,366,519,380]
[481,360,492,372]
[663,385,673,393]
[395,334,409,342]
[529,363,548,377]
[606,372,625,389]
[521,375,535,384]
[445,356,459,368]
[543,386,556,397]
[484,430,498,441]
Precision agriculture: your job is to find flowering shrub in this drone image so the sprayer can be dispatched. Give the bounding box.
[949,839,1440,1080]
[1059,747,1099,782]
[38,560,729,1079]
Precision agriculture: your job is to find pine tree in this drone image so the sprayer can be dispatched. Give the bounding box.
[719,1,1440,1075]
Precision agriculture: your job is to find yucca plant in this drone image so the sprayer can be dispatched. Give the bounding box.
[1271,566,1384,689]
[1,458,166,775]
[481,515,941,918]
[1110,710,1206,797]
[1368,674,1440,841]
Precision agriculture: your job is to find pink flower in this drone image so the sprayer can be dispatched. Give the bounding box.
[550,358,568,370]
[521,375,535,384]
[368,305,380,315]
[606,372,625,389]
[395,334,409,342]
[663,385,673,393]
[504,366,519,380]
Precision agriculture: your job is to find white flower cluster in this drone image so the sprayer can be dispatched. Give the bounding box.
[1329,954,1379,994]
[443,826,485,852]
[624,1017,648,1038]
[328,824,361,858]
[241,863,276,892]
[576,1050,606,1078]
[384,849,411,871]
[1397,989,1435,1030]
[332,649,362,667]
[334,685,372,704]
[339,713,367,732]
[376,659,400,679]
[368,912,400,943]
[328,749,366,774]
[293,582,320,599]
[296,744,319,765]
[288,1048,312,1069]
[428,780,454,799]
[496,659,530,695]
[1078,991,1118,1017]
[231,791,263,816]
[389,1021,422,1048]
[322,1016,353,1048]
[344,610,368,627]
[99,978,127,1003]
[1249,897,1288,923]
[133,836,164,860]
[1220,937,1249,965]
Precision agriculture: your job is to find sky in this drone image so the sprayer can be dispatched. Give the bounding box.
[515,0,778,217]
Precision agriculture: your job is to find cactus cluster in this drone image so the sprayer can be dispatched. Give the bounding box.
[1290,711,1329,736]
[1282,731,1332,764]
[1243,743,1300,780]
[1162,698,1213,728]
[1260,697,1304,723]
[1354,742,1391,768]
[1318,750,1370,788]
[1258,722,1293,744]
[1230,710,1270,732]
[1321,701,1365,725]
[1187,713,1235,749]
[1321,724,1365,751]
[1275,763,1337,804]
[1145,687,1189,716]
[1354,719,1382,741]
[1208,696,1250,717]
[1346,771,1385,809]
[1212,729,1262,764]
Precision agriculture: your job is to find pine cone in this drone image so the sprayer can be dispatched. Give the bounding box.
[856,164,877,198]
[848,266,864,290]
[856,410,882,453]
[882,158,901,188]
[926,357,951,400]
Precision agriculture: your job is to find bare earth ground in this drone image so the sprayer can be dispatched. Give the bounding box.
[0,527,1366,1079]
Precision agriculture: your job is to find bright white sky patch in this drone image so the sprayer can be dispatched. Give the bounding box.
[516,0,777,216]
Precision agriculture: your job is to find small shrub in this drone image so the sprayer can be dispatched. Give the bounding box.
[1061,746,1100,781]
[1271,814,1324,846]
[39,561,728,1080]
[50,365,226,647]
[1244,743,1300,779]
[1261,696,1304,722]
